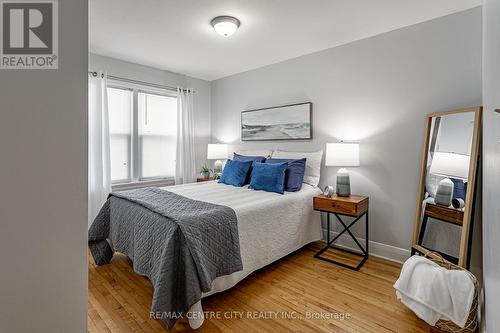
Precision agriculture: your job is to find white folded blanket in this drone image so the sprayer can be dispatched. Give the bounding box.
[394,255,474,328]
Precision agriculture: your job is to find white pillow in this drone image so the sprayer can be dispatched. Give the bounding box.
[271,149,323,186]
[234,150,273,158]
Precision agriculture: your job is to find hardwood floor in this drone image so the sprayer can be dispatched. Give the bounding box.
[88,242,431,333]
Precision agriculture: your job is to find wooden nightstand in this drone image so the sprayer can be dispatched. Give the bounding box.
[313,194,369,271]
[196,177,215,183]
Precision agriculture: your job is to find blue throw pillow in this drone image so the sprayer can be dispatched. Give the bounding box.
[249,162,288,194]
[233,153,267,184]
[218,160,253,187]
[266,158,306,192]
[450,177,466,200]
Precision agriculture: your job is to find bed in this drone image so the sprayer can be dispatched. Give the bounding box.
[166,180,322,327]
[89,180,322,329]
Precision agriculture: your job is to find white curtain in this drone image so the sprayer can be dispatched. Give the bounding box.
[88,72,111,227]
[175,87,196,184]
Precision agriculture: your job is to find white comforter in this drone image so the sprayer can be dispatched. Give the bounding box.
[163,181,322,327]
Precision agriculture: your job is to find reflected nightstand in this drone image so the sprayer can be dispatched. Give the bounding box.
[413,203,464,265]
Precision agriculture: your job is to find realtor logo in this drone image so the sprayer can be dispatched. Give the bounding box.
[1,0,58,69]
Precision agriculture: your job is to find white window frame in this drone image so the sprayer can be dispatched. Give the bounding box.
[107,80,177,190]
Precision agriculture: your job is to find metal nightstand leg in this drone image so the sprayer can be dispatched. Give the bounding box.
[366,211,369,258]
[326,212,330,244]
[314,211,369,271]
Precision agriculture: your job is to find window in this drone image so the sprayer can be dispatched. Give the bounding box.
[138,92,177,179]
[108,85,177,184]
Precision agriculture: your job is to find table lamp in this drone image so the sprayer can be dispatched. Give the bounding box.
[430,152,469,206]
[207,144,228,176]
[325,142,360,197]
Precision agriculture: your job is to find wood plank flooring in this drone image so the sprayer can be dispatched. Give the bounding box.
[88,242,431,333]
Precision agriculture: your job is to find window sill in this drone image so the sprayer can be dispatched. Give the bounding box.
[112,178,175,191]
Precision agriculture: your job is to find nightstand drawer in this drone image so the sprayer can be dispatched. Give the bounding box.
[424,203,464,226]
[313,194,368,217]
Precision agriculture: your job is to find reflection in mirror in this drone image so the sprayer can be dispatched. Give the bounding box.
[412,108,481,268]
[426,112,474,209]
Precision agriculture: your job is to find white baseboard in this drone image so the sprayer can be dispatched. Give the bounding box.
[322,229,410,264]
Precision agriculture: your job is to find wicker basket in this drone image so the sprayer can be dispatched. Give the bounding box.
[425,253,479,333]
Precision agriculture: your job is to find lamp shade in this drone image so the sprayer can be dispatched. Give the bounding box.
[325,143,360,167]
[207,144,228,160]
[430,152,469,179]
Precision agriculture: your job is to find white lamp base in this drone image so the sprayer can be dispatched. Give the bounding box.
[214,160,223,176]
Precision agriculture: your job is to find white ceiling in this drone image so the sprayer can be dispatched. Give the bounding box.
[89,0,481,81]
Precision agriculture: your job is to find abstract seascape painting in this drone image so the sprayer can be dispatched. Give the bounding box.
[241,102,312,141]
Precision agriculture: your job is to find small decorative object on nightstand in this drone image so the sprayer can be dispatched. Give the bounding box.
[325,142,360,197]
[313,193,369,271]
[323,185,335,198]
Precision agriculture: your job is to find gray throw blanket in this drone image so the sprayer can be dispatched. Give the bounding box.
[88,187,243,328]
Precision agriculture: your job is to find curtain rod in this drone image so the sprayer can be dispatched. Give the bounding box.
[87,71,195,93]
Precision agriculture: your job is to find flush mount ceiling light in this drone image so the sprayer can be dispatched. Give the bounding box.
[211,16,240,37]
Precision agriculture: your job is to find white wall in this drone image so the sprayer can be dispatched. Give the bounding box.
[0,1,88,332]
[89,53,211,174]
[211,8,482,252]
[482,0,500,332]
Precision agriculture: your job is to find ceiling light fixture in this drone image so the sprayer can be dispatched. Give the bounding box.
[211,16,240,37]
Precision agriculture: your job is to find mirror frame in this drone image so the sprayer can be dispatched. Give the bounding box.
[411,106,482,268]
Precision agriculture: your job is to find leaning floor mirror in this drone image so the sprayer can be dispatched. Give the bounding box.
[411,107,482,268]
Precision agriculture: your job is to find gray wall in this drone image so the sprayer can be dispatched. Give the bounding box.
[211,8,482,251]
[89,53,212,174]
[0,0,88,332]
[482,1,500,332]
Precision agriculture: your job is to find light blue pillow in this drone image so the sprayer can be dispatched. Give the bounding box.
[218,159,253,187]
[249,162,288,194]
